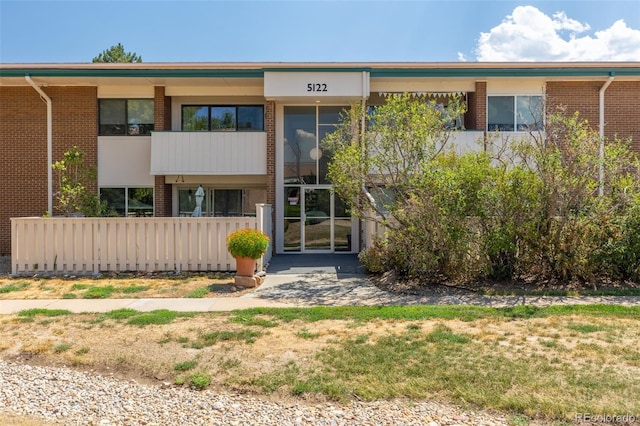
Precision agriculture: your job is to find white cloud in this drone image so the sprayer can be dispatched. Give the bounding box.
[474,5,640,61]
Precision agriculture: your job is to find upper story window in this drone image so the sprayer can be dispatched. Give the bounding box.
[487,95,543,132]
[99,99,154,136]
[182,105,264,131]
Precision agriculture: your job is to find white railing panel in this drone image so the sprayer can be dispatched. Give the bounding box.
[11,209,272,274]
[449,131,485,154]
[150,131,267,175]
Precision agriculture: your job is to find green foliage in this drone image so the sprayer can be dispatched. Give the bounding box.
[358,238,388,273]
[226,228,270,259]
[188,372,211,390]
[326,95,640,285]
[198,329,262,345]
[185,287,210,298]
[174,360,198,372]
[52,146,107,216]
[84,286,115,299]
[92,43,142,63]
[127,309,178,326]
[228,314,279,327]
[0,282,29,293]
[54,343,72,353]
[121,285,149,294]
[18,308,72,317]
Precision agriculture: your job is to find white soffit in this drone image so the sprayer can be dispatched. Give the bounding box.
[370,79,476,94]
[165,85,263,97]
[486,79,546,95]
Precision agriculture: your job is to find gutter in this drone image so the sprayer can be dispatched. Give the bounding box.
[25,75,53,215]
[598,73,615,196]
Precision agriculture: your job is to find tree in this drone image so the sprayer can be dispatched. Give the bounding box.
[52,146,106,216]
[92,43,142,63]
[325,95,640,285]
[323,94,466,228]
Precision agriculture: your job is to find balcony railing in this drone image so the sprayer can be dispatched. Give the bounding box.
[150,131,267,175]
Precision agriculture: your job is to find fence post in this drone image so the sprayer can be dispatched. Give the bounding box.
[256,204,272,271]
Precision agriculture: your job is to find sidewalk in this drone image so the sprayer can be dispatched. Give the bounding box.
[2,254,640,314]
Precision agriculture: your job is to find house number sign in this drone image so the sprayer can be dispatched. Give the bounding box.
[307,83,328,92]
[264,71,368,98]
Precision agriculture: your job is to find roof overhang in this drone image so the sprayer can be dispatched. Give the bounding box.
[1,62,638,87]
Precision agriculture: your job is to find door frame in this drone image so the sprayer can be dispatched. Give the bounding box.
[275,103,360,254]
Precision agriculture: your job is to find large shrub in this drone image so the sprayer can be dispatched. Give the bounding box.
[327,97,640,286]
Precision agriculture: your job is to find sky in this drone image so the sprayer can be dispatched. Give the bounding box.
[0,0,639,63]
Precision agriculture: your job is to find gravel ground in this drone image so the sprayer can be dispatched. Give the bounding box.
[0,360,509,426]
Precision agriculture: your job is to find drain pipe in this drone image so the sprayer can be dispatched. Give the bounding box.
[25,75,53,214]
[598,73,615,196]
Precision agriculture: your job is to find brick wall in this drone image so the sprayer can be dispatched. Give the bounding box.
[546,81,601,128]
[153,86,172,217]
[475,81,487,131]
[603,81,640,152]
[0,86,97,255]
[547,80,639,152]
[265,100,276,249]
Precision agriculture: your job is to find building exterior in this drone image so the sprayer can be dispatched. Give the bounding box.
[1,62,639,258]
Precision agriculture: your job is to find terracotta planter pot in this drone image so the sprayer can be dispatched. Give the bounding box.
[235,256,257,277]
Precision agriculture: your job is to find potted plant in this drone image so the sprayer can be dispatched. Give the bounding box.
[226,228,270,277]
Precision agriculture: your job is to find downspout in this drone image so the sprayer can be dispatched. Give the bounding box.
[25,75,53,214]
[598,73,615,196]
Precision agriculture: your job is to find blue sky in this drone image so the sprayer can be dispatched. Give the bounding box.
[1,0,639,63]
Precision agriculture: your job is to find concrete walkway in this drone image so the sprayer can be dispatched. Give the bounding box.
[2,254,640,314]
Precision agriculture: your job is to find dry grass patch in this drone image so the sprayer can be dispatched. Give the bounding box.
[1,306,639,424]
[0,273,252,299]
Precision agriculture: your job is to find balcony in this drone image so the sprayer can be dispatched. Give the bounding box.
[449,130,485,153]
[150,131,267,175]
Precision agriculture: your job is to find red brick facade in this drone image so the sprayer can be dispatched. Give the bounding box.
[546,81,640,150]
[265,100,276,248]
[465,81,487,132]
[153,86,172,217]
[0,86,97,255]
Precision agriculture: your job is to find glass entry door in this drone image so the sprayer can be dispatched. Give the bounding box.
[283,186,352,252]
[304,188,331,251]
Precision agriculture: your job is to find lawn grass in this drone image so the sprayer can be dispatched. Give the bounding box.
[10,304,640,424]
[0,281,30,293]
[232,304,640,322]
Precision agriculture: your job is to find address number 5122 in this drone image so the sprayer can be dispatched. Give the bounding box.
[307,83,328,92]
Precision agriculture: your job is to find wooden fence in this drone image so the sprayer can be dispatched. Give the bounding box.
[11,204,272,275]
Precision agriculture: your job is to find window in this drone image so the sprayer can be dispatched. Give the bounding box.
[182,105,264,131]
[283,105,345,185]
[100,187,154,217]
[99,99,154,136]
[177,187,266,217]
[487,95,543,132]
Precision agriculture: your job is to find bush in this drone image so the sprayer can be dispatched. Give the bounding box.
[189,372,211,390]
[226,228,270,259]
[329,97,640,286]
[358,238,388,273]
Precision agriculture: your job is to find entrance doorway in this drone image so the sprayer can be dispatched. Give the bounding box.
[283,186,352,252]
[279,104,357,253]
